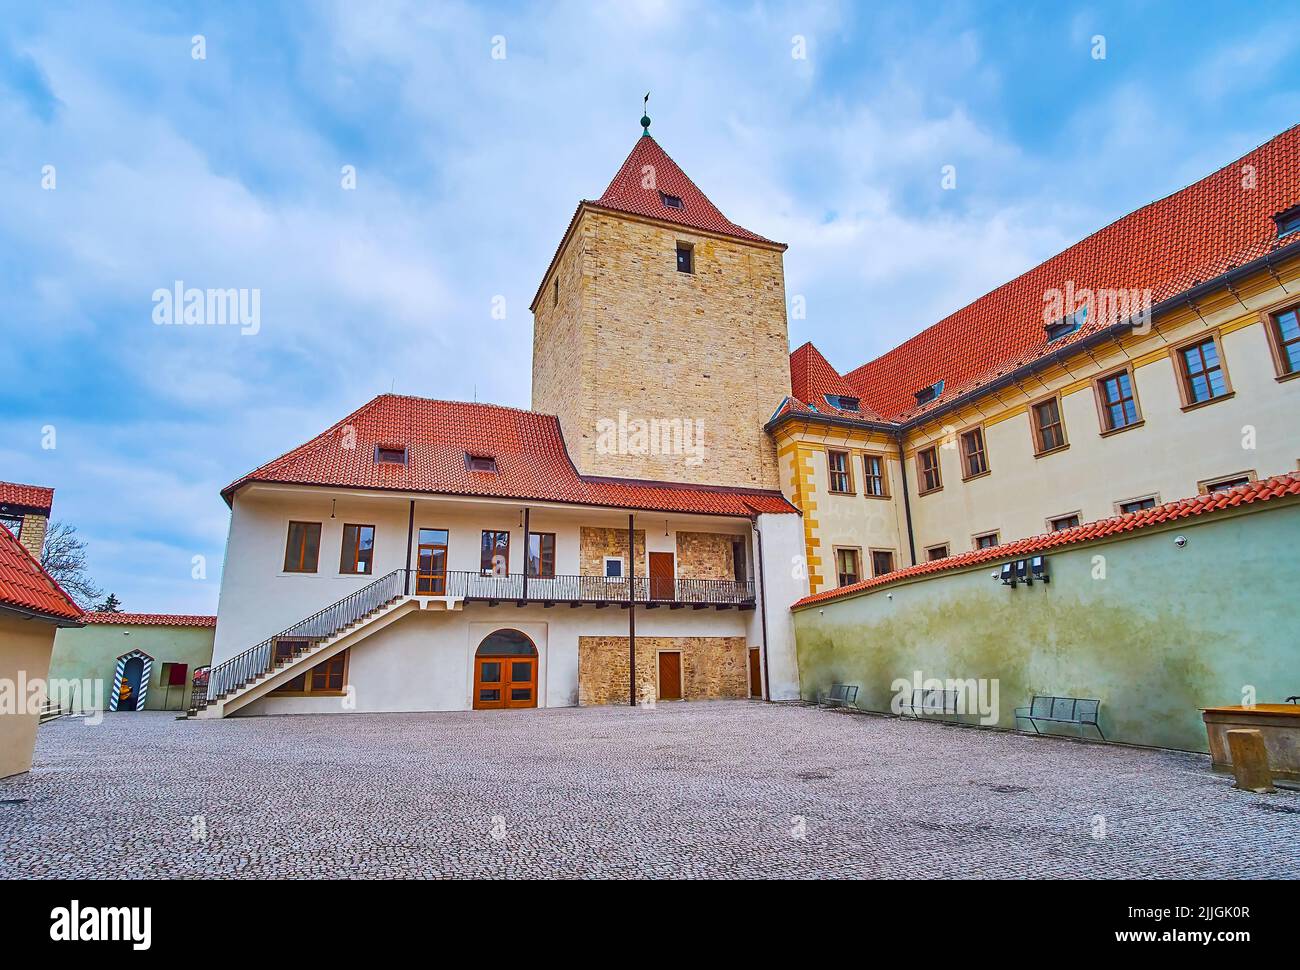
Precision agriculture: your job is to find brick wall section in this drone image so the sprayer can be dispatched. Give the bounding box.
[674,531,734,580]
[579,526,646,577]
[578,635,748,705]
[532,209,791,489]
[18,514,47,560]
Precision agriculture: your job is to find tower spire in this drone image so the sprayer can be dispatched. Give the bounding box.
[640,92,651,136]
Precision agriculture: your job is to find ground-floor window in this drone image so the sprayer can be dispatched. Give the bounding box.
[272,649,349,696]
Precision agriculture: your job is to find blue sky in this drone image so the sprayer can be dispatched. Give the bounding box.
[2,0,1298,613]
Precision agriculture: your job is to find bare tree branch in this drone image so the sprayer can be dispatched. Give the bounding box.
[39,520,102,610]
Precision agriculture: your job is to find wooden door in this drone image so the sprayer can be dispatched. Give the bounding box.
[416,528,448,594]
[658,651,682,700]
[749,648,762,697]
[473,657,506,709]
[473,656,538,710]
[649,552,675,601]
[504,657,537,708]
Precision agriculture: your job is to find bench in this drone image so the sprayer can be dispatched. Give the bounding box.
[819,683,859,709]
[1015,695,1104,740]
[899,688,961,719]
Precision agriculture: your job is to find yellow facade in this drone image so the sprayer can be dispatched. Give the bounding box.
[778,256,1300,595]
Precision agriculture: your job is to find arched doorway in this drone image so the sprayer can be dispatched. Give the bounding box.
[110,650,154,712]
[473,629,538,710]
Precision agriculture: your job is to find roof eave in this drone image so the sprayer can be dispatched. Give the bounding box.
[891,238,1300,430]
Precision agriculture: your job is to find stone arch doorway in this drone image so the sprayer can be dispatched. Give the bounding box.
[473,629,538,710]
[110,650,154,712]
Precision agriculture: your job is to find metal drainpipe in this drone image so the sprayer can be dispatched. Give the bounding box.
[752,520,771,702]
[404,500,415,594]
[522,507,529,601]
[895,432,917,566]
[628,513,637,707]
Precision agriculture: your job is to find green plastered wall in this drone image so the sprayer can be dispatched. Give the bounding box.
[793,500,1300,752]
[49,623,215,712]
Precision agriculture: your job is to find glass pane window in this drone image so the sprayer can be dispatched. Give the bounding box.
[918,447,941,493]
[862,455,886,496]
[480,530,510,575]
[527,532,556,577]
[1033,399,1066,452]
[1274,309,1300,374]
[871,550,895,576]
[283,521,322,573]
[835,548,860,587]
[1180,339,1227,403]
[1100,372,1139,430]
[827,451,852,493]
[339,524,375,574]
[960,428,987,477]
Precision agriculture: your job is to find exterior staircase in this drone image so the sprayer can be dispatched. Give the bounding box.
[189,568,417,719]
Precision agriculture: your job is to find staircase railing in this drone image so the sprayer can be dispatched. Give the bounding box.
[196,568,413,709]
[423,571,754,605]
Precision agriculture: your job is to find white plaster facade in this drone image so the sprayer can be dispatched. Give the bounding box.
[213,484,807,715]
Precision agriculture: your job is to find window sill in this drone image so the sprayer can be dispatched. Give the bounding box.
[961,469,991,483]
[269,690,347,698]
[862,492,891,500]
[1274,369,1300,384]
[1098,419,1145,439]
[917,486,944,497]
[827,489,856,497]
[1179,391,1235,413]
[1033,444,1070,459]
[280,570,321,577]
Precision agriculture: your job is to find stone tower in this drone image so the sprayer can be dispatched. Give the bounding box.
[530,119,792,489]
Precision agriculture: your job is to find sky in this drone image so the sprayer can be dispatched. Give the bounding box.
[1,0,1298,614]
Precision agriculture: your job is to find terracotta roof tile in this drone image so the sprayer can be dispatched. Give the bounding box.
[83,613,217,628]
[784,342,889,423]
[224,395,796,518]
[793,472,1300,609]
[838,125,1300,422]
[592,134,780,246]
[0,480,53,513]
[0,521,81,622]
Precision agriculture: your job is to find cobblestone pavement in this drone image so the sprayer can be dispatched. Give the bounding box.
[1,702,1296,879]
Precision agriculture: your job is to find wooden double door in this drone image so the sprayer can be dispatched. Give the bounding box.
[473,655,538,709]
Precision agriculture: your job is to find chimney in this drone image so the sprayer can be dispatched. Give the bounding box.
[0,482,54,560]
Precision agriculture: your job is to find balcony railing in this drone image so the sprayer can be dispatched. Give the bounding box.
[417,570,755,607]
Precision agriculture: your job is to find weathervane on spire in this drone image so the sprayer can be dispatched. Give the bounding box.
[641,92,651,135]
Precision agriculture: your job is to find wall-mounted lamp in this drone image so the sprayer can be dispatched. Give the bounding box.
[999,555,1049,588]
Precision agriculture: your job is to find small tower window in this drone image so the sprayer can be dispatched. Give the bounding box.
[660,192,684,209]
[552,278,559,307]
[676,242,694,274]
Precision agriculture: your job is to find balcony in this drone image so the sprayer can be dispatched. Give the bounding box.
[417,570,755,610]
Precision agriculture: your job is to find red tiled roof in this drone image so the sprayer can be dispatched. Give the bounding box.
[793,472,1300,610]
[592,134,781,246]
[223,395,797,517]
[0,521,81,622]
[83,612,216,628]
[0,480,53,513]
[839,125,1300,422]
[783,342,888,424]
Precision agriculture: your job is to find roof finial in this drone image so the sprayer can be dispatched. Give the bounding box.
[640,92,651,136]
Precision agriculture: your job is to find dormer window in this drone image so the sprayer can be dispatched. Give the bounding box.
[1045,304,1088,342]
[375,445,407,465]
[824,394,860,412]
[660,192,684,209]
[914,379,944,406]
[466,453,498,473]
[1275,206,1300,238]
